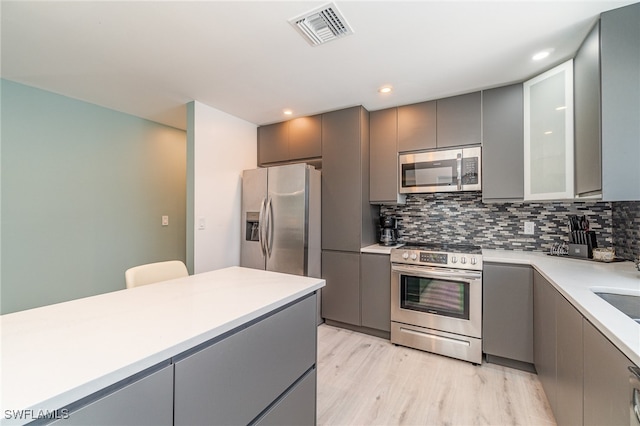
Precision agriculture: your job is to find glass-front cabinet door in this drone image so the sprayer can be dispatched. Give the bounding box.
[523,59,574,200]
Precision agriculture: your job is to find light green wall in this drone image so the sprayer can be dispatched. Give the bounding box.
[1,79,187,314]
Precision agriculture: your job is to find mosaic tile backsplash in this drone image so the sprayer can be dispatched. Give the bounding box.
[612,201,640,261]
[380,193,614,253]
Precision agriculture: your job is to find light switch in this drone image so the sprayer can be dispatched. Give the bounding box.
[162,215,169,226]
[198,217,206,230]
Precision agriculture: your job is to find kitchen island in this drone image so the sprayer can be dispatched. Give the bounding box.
[1,266,324,425]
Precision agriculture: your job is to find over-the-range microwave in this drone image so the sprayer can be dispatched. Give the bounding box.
[399,146,481,194]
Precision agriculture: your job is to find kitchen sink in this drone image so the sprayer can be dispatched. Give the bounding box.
[593,290,640,324]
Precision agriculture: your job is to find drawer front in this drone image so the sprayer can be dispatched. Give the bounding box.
[253,368,316,426]
[174,294,317,425]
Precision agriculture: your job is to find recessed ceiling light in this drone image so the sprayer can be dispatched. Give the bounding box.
[378,86,393,94]
[283,109,293,116]
[532,50,552,61]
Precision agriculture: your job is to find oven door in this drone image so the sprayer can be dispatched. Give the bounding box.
[391,263,482,338]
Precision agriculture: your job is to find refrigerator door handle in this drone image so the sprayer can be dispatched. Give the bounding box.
[258,197,267,257]
[266,196,274,257]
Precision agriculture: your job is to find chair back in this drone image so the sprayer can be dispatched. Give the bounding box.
[125,260,188,289]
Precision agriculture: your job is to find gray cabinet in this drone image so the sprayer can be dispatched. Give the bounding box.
[321,250,361,326]
[397,93,480,152]
[482,263,533,367]
[289,115,322,160]
[556,293,583,426]
[370,108,405,204]
[258,115,322,166]
[254,369,316,426]
[361,253,391,332]
[397,101,436,152]
[321,106,377,251]
[51,364,174,426]
[258,121,289,165]
[436,92,482,148]
[583,318,633,426]
[533,270,557,415]
[174,294,317,426]
[574,22,602,197]
[600,2,640,201]
[481,84,524,202]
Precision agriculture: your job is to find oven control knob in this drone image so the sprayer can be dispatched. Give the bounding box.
[470,257,477,265]
[460,257,467,264]
[402,252,409,260]
[451,256,457,264]
[410,253,418,260]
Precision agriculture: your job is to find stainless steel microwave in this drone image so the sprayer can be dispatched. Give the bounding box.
[399,146,481,193]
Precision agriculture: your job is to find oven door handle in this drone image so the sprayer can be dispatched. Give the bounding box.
[392,264,481,280]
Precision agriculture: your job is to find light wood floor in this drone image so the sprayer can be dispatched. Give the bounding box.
[316,324,556,426]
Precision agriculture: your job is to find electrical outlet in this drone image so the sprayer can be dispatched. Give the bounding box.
[524,221,535,235]
[161,215,169,226]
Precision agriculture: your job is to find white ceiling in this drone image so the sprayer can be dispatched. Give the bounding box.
[1,1,635,130]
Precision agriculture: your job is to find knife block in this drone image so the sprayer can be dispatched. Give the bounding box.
[568,231,597,258]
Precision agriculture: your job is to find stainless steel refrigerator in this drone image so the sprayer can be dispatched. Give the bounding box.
[241,163,321,280]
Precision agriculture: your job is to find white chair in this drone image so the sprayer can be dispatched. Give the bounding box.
[125,260,188,289]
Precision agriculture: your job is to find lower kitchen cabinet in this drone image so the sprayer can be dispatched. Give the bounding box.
[533,270,558,415]
[51,364,174,426]
[556,291,583,426]
[534,270,584,423]
[321,250,361,326]
[482,263,533,368]
[583,318,633,426]
[361,253,391,332]
[173,294,317,426]
[322,251,391,335]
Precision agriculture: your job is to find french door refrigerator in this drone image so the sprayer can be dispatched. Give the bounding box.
[241,163,321,279]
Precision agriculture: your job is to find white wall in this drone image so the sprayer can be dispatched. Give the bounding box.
[191,101,257,273]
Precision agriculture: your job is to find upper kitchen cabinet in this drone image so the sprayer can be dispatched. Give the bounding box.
[257,115,322,166]
[600,2,640,201]
[322,106,377,251]
[574,22,602,198]
[397,93,480,153]
[258,121,289,165]
[288,115,322,160]
[524,59,574,201]
[482,84,524,202]
[436,92,482,148]
[397,101,437,152]
[370,107,405,204]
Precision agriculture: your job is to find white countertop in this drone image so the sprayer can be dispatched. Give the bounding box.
[0,267,324,418]
[361,243,404,255]
[483,250,640,366]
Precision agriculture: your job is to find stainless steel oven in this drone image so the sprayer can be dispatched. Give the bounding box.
[390,243,483,364]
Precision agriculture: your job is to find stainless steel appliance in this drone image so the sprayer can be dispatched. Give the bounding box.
[241,164,321,279]
[378,216,399,246]
[390,243,483,364]
[399,146,481,194]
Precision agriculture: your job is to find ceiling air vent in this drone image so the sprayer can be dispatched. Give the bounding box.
[289,2,354,46]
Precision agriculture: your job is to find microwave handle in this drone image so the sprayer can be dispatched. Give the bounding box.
[456,153,462,190]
